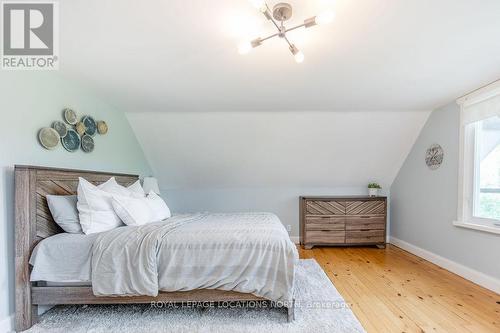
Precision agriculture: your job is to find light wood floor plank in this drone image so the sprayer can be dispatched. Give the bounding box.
[298,244,500,333]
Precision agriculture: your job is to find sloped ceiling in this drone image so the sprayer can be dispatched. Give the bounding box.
[56,1,498,191]
[127,111,430,190]
[59,0,500,112]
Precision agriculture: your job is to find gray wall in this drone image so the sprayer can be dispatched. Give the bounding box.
[128,110,429,238]
[390,102,500,280]
[163,187,390,239]
[0,72,151,329]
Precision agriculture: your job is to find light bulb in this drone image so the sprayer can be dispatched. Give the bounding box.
[238,41,252,55]
[294,51,305,63]
[289,44,305,63]
[315,11,335,25]
[250,0,267,12]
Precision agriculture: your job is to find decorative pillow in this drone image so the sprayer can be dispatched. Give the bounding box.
[46,195,83,234]
[111,191,171,226]
[77,177,123,234]
[127,180,146,197]
[146,191,171,221]
[99,177,145,198]
[111,195,153,226]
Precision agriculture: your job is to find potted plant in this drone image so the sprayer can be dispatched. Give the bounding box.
[368,183,381,197]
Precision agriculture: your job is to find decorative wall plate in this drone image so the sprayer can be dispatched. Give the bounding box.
[52,121,68,138]
[425,144,444,170]
[62,129,81,152]
[81,134,95,153]
[38,127,60,150]
[75,122,86,136]
[63,108,78,125]
[97,120,108,135]
[82,116,97,136]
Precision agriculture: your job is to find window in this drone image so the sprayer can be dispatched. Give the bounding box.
[455,82,500,234]
[472,117,500,220]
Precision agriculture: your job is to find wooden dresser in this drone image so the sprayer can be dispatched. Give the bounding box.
[300,196,387,249]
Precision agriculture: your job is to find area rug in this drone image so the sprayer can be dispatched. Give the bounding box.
[25,259,365,333]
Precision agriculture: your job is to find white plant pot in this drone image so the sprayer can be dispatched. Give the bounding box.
[368,188,379,197]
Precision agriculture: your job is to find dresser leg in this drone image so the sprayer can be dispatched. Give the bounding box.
[376,244,386,249]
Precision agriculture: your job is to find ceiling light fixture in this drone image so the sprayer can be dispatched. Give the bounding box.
[239,1,335,63]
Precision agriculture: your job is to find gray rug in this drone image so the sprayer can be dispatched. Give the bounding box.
[25,260,365,333]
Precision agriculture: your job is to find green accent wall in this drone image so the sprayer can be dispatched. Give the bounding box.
[0,71,151,329]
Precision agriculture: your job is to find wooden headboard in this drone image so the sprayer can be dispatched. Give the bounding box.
[14,165,139,329]
[15,165,139,244]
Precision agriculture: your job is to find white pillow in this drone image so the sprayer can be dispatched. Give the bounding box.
[46,195,83,234]
[99,177,144,198]
[146,191,171,221]
[111,195,153,226]
[77,177,124,234]
[127,180,146,197]
[111,191,171,226]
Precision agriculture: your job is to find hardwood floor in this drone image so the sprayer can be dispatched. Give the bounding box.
[298,244,500,333]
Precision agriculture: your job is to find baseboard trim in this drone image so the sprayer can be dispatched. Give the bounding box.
[389,236,500,294]
[0,314,14,333]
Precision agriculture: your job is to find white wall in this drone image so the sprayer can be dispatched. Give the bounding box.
[128,111,429,237]
[390,102,500,289]
[0,72,151,331]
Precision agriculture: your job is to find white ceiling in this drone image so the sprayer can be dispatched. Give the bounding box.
[127,111,429,189]
[59,0,500,112]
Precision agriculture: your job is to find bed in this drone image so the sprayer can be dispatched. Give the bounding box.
[15,165,298,331]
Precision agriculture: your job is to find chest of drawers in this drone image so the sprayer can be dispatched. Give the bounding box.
[299,196,387,249]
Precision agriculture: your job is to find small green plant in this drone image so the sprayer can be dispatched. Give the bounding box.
[368,183,382,189]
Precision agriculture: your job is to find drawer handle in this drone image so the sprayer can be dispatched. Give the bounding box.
[360,216,371,219]
[360,229,371,231]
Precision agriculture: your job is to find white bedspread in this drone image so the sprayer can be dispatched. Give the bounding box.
[158,213,298,301]
[91,212,298,302]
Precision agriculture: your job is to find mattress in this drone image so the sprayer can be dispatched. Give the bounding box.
[30,212,298,301]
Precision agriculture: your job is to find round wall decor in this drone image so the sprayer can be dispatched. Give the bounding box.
[82,116,97,136]
[81,134,95,153]
[97,120,108,135]
[63,108,78,125]
[425,144,444,170]
[75,122,86,136]
[38,127,60,150]
[62,129,81,152]
[52,121,68,138]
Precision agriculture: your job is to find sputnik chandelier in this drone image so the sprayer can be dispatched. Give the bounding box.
[238,1,335,63]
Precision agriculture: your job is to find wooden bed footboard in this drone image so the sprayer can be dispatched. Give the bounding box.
[14,165,295,331]
[31,287,294,321]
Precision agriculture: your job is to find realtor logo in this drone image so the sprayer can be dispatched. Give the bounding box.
[1,1,59,70]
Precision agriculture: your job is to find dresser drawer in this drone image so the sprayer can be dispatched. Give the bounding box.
[346,230,385,244]
[305,216,345,230]
[345,200,385,215]
[306,230,345,244]
[345,216,385,230]
[306,223,344,232]
[306,200,345,215]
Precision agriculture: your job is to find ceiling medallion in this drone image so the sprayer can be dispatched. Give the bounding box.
[238,1,335,63]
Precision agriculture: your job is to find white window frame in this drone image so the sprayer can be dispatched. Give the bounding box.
[454,80,500,235]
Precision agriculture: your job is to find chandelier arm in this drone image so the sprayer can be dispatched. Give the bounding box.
[263,4,283,33]
[269,16,282,32]
[260,32,279,42]
[285,23,307,34]
[282,34,293,48]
